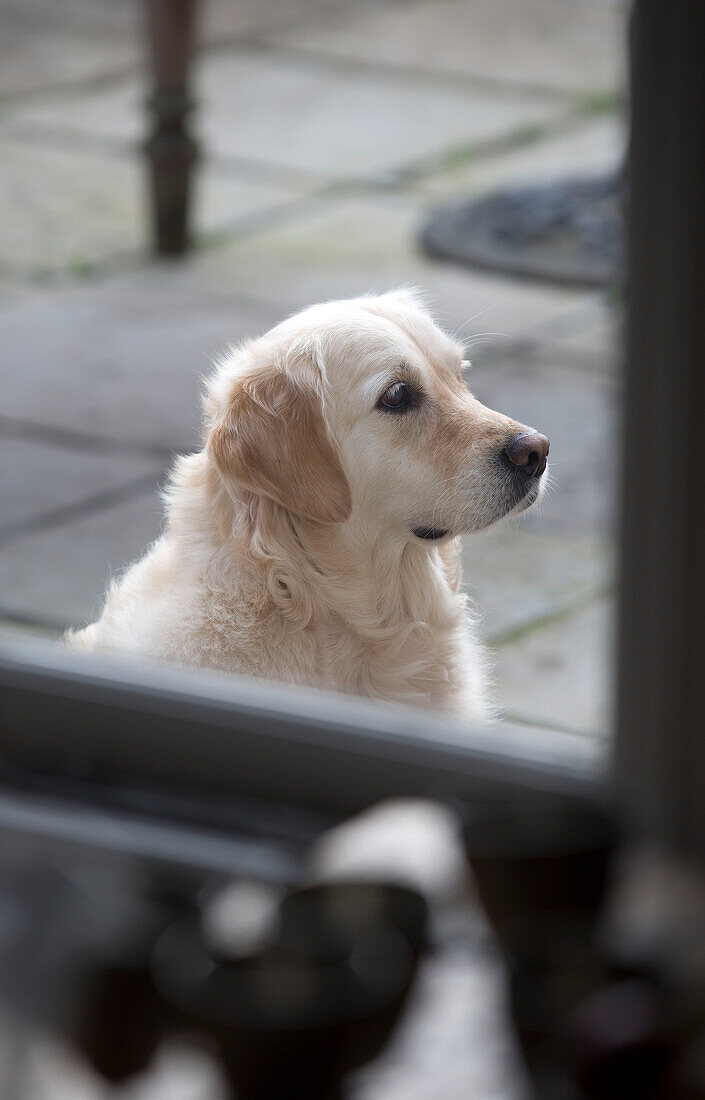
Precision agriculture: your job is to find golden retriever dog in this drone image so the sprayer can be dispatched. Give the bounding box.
[68,291,548,721]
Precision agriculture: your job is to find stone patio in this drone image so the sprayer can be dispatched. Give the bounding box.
[0,0,626,1094]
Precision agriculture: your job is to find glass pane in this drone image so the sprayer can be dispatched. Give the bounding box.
[0,0,628,1095]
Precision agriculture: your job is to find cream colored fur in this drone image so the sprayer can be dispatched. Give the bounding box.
[68,292,545,722]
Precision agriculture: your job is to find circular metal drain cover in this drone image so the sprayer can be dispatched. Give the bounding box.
[420,173,622,289]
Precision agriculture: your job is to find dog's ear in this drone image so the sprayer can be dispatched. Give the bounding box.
[207,357,352,525]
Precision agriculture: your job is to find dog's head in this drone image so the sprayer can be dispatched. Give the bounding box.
[205,291,549,541]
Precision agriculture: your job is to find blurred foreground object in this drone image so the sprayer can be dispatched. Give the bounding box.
[463,805,705,1099]
[0,856,427,1099]
[309,799,468,903]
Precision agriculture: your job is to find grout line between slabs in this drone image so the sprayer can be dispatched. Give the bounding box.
[0,470,164,549]
[0,415,183,462]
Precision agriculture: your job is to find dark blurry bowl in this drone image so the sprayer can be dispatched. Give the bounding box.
[279,879,428,959]
[152,909,418,1099]
[461,797,617,950]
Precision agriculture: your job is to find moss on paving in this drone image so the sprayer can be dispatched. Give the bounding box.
[487,582,614,648]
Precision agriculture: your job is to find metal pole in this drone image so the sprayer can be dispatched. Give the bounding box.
[144,0,198,255]
[616,0,705,851]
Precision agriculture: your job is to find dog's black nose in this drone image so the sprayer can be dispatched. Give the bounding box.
[504,432,550,478]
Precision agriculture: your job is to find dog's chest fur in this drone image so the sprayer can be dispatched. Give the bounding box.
[193,564,487,719]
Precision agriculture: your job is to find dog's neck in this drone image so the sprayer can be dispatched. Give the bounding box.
[294,509,462,622]
[261,490,463,631]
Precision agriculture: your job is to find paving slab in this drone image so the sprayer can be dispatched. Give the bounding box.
[202,0,352,45]
[197,193,594,333]
[0,9,136,98]
[0,434,160,538]
[3,51,565,181]
[462,525,612,643]
[0,0,138,36]
[0,136,303,278]
[416,115,625,201]
[493,595,614,735]
[522,295,622,371]
[268,0,627,96]
[0,0,348,44]
[0,267,283,451]
[469,354,618,536]
[0,486,164,629]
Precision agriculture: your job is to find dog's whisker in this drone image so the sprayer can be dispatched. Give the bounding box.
[454,303,504,340]
[462,331,511,346]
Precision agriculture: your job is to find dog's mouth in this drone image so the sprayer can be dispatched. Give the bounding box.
[413,526,450,541]
[413,468,545,541]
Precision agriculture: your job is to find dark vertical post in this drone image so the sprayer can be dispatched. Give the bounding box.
[616,1,705,852]
[144,0,198,255]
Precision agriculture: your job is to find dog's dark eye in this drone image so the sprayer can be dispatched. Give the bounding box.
[377,381,414,412]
